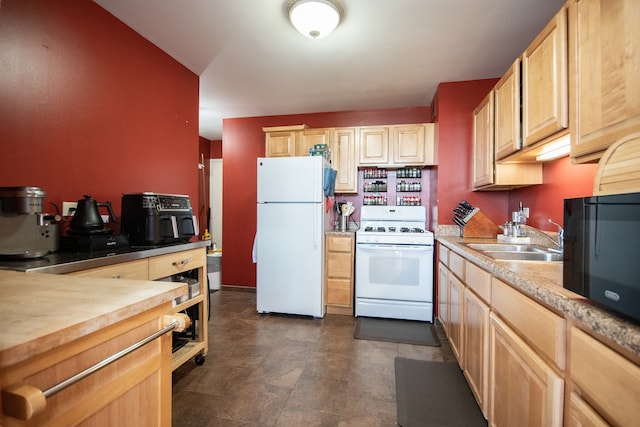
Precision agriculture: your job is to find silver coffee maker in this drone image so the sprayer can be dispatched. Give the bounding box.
[0,186,60,258]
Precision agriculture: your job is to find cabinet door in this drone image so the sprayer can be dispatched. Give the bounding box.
[67,259,149,280]
[437,262,449,332]
[447,272,464,363]
[489,313,564,427]
[569,0,640,163]
[463,288,490,419]
[358,127,389,165]
[495,59,521,160]
[265,131,297,157]
[331,128,358,193]
[391,124,426,165]
[522,6,568,147]
[472,92,495,189]
[299,128,330,156]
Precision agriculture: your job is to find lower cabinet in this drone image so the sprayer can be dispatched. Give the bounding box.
[489,313,564,427]
[325,234,355,315]
[437,261,449,333]
[567,326,640,426]
[447,272,464,363]
[462,288,490,418]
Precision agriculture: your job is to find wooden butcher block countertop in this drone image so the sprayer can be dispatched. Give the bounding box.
[0,270,186,369]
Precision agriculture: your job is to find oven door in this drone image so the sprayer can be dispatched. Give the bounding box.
[355,243,433,302]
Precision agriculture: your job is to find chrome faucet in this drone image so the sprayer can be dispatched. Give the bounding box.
[521,219,564,251]
[547,219,564,250]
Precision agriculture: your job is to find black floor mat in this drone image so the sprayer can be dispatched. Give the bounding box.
[354,317,441,346]
[395,357,487,427]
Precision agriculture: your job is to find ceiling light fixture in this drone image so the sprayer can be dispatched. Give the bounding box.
[287,0,342,39]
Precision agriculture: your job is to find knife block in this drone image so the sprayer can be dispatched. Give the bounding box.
[462,210,500,238]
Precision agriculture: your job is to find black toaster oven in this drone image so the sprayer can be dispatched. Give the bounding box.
[121,193,198,246]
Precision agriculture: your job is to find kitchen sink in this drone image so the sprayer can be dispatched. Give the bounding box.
[463,242,563,262]
[480,251,563,262]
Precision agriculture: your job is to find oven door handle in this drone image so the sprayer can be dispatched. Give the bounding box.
[357,244,433,251]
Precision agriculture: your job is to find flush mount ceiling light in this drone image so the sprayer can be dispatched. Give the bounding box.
[286,0,343,39]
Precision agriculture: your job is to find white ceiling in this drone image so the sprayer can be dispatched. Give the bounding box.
[94,0,566,141]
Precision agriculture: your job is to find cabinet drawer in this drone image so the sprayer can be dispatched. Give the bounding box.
[438,245,449,267]
[448,251,465,280]
[326,235,353,252]
[326,278,352,306]
[465,261,491,304]
[148,248,205,280]
[569,327,640,427]
[491,278,565,369]
[326,251,352,279]
[67,259,149,280]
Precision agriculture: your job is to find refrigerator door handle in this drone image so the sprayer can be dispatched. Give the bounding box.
[314,205,320,248]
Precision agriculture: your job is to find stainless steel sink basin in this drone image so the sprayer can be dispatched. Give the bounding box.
[463,242,563,262]
[481,251,563,262]
[465,243,552,253]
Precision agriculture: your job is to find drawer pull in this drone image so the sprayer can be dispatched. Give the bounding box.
[172,259,190,266]
[1,315,189,421]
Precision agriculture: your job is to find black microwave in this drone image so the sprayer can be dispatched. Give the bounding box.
[563,192,640,323]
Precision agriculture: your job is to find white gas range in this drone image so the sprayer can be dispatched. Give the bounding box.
[355,205,434,322]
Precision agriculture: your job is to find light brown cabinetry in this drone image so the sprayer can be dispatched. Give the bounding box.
[522,6,568,148]
[567,326,640,426]
[437,245,450,332]
[359,124,435,167]
[494,59,521,160]
[330,128,358,193]
[446,251,465,363]
[300,128,330,157]
[569,0,640,163]
[68,258,149,280]
[462,287,490,418]
[358,126,390,165]
[473,91,543,190]
[324,234,354,315]
[263,125,308,157]
[489,313,564,427]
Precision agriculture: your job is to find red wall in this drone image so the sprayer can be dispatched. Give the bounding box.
[510,157,597,229]
[222,107,431,288]
[0,0,199,227]
[434,80,598,232]
[434,80,506,225]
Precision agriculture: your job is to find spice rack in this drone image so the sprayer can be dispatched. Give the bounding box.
[360,167,425,206]
[362,167,388,205]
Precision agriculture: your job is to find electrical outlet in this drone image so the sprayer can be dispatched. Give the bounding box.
[523,207,530,218]
[62,201,77,216]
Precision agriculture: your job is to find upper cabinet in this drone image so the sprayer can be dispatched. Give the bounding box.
[569,0,640,163]
[358,126,390,165]
[496,6,569,163]
[494,59,521,160]
[299,128,330,157]
[473,91,543,190]
[331,128,358,193]
[359,124,436,167]
[522,6,569,148]
[263,125,308,157]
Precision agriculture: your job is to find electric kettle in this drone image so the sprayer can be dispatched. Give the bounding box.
[68,195,116,235]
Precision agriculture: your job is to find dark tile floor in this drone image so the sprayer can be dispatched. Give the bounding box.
[172,289,455,426]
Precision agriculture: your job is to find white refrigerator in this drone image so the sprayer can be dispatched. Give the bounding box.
[256,156,330,318]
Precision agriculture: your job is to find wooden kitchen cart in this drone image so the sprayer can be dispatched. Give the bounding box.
[0,271,186,426]
[32,241,209,372]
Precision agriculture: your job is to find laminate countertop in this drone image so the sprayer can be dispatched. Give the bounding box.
[0,270,186,369]
[438,236,640,360]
